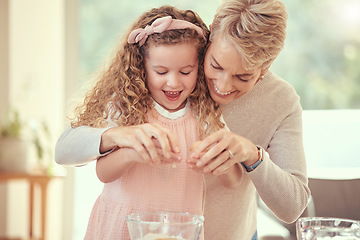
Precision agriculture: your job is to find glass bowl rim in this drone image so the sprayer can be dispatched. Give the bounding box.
[126,211,204,224]
[297,217,360,224]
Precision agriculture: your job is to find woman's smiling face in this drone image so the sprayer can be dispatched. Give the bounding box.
[204,34,263,105]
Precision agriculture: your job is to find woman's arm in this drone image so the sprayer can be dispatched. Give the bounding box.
[55,123,180,166]
[189,106,310,223]
[55,126,110,166]
[249,107,310,223]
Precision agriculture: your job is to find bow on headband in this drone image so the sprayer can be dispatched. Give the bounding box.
[127,16,206,46]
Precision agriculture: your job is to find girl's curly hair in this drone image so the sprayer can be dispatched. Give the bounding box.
[71,5,224,138]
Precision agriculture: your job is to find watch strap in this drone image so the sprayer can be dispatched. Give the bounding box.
[241,146,264,172]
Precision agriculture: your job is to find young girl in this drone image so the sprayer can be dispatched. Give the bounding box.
[72,5,224,239]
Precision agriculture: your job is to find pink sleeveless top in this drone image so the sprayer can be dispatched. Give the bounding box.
[84,104,204,240]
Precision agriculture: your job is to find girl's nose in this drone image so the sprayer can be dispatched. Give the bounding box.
[166,73,181,88]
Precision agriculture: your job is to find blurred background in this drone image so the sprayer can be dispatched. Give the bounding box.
[0,0,359,239]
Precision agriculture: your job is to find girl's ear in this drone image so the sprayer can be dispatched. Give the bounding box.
[209,24,212,31]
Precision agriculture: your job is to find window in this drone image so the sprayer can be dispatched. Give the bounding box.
[271,0,360,109]
[73,0,360,239]
[79,0,360,110]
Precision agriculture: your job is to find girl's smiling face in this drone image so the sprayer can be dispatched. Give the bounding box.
[145,43,199,112]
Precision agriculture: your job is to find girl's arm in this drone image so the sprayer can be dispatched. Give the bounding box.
[97,136,181,183]
[188,157,244,189]
[216,163,244,189]
[96,148,137,183]
[188,137,246,189]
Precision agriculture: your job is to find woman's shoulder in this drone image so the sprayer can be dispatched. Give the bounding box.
[264,72,303,115]
[255,71,300,105]
[263,71,298,96]
[232,71,302,113]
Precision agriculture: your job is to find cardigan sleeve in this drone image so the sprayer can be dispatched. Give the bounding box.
[221,72,311,224]
[247,99,311,223]
[55,125,112,166]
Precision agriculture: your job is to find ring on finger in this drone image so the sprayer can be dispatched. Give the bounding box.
[227,149,234,159]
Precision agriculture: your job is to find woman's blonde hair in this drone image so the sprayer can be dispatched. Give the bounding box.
[210,0,288,70]
[71,5,224,138]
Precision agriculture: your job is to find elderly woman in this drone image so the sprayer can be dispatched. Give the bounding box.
[55,0,310,239]
[188,0,310,239]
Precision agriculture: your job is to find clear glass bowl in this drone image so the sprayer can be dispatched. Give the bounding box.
[296,217,360,240]
[126,211,204,240]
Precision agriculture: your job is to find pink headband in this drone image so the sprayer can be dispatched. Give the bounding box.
[127,16,206,46]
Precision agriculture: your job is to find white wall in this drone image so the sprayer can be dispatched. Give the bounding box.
[9,1,64,127]
[0,0,10,235]
[0,0,10,117]
[302,109,360,179]
[0,0,73,239]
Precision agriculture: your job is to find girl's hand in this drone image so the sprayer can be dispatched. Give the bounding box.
[187,141,207,173]
[96,138,180,183]
[152,137,181,164]
[100,123,180,165]
[188,129,258,175]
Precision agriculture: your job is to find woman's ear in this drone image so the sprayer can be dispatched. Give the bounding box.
[261,60,275,76]
[209,24,212,31]
[261,65,271,76]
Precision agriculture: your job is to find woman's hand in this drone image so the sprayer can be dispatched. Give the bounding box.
[100,123,180,165]
[188,129,258,175]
